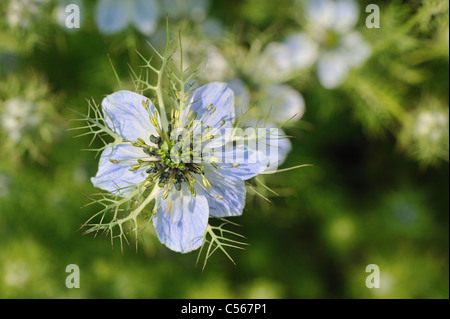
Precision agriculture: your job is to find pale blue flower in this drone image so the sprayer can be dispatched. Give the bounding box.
[316,31,371,89]
[91,82,269,253]
[261,0,371,89]
[95,0,159,35]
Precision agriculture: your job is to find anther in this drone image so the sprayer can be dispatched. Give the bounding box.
[150,134,159,144]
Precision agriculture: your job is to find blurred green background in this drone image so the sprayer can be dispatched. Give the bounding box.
[0,0,448,298]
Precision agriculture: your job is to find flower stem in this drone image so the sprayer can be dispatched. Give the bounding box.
[156,84,169,131]
[111,185,160,227]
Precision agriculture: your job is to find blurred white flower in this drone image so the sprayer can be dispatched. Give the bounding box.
[172,38,230,83]
[4,260,30,288]
[399,104,449,165]
[95,0,159,35]
[316,31,371,89]
[7,0,47,29]
[201,45,230,82]
[414,110,448,143]
[260,83,305,124]
[226,46,306,125]
[227,80,305,125]
[262,33,319,80]
[1,98,40,143]
[261,0,371,89]
[306,0,359,35]
[227,79,251,118]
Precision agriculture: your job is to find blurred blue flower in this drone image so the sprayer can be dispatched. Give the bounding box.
[95,0,159,35]
[262,0,371,89]
[91,82,268,253]
[262,33,319,79]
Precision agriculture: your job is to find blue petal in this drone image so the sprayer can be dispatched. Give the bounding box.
[284,33,319,69]
[259,127,292,174]
[262,42,295,77]
[91,143,147,194]
[332,0,359,34]
[317,52,350,89]
[200,166,246,218]
[102,90,160,143]
[183,82,235,131]
[132,0,159,36]
[304,0,335,29]
[340,32,371,68]
[153,186,209,253]
[214,142,269,181]
[95,0,129,34]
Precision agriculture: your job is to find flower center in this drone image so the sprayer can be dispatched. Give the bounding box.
[322,30,340,50]
[109,99,227,199]
[129,136,205,199]
[126,119,219,199]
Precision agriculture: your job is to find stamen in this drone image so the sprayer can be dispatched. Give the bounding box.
[142,99,150,109]
[202,175,212,188]
[144,180,152,188]
[129,164,142,171]
[150,134,159,144]
[188,184,196,197]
